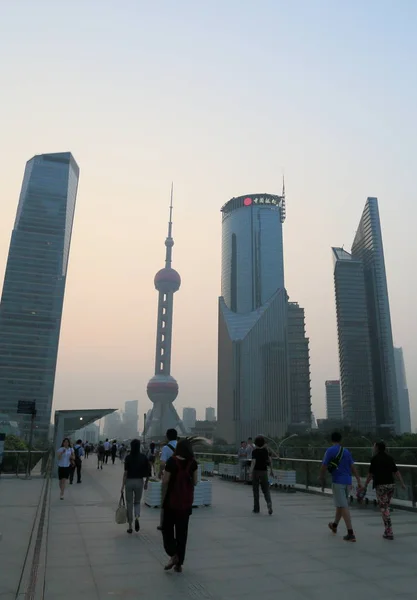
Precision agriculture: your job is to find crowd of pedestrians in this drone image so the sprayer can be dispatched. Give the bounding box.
[56,429,407,573]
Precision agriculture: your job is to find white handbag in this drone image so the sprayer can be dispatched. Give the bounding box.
[115,492,127,525]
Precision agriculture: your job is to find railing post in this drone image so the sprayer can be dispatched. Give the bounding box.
[306,461,310,490]
[15,452,19,476]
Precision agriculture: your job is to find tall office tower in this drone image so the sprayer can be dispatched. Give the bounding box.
[0,153,79,439]
[217,190,291,444]
[288,302,311,425]
[123,400,139,439]
[205,407,216,422]
[351,197,399,433]
[182,407,197,432]
[332,247,376,432]
[394,347,412,434]
[144,188,186,439]
[104,411,122,439]
[325,380,342,421]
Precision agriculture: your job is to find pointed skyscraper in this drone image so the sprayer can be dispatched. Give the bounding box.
[144,186,186,439]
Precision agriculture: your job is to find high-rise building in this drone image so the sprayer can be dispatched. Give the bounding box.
[205,407,216,422]
[104,411,122,439]
[288,302,311,425]
[123,400,139,439]
[351,197,399,433]
[0,153,79,438]
[394,348,412,434]
[217,190,291,444]
[144,187,186,439]
[332,197,398,434]
[325,380,342,421]
[182,407,197,432]
[332,247,376,432]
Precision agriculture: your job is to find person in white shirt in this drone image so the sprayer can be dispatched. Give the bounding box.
[57,438,74,500]
[104,439,111,464]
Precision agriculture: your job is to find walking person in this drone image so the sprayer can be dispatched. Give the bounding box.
[97,441,105,469]
[70,439,84,484]
[111,440,118,465]
[147,442,157,477]
[161,439,198,573]
[121,439,150,534]
[104,439,111,464]
[84,442,90,459]
[238,441,247,481]
[320,431,362,542]
[249,436,273,515]
[57,438,74,500]
[365,441,406,540]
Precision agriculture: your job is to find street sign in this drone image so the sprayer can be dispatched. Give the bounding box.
[17,400,36,415]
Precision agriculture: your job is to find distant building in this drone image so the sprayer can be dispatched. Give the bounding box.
[325,380,342,421]
[0,153,79,439]
[351,198,399,433]
[191,420,216,440]
[74,423,99,444]
[123,400,139,439]
[394,348,412,434]
[217,191,291,444]
[205,407,216,422]
[288,302,311,425]
[332,247,376,433]
[103,412,122,440]
[317,418,345,433]
[183,408,197,432]
[311,412,318,429]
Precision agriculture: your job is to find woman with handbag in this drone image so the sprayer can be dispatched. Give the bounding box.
[57,438,74,500]
[121,439,151,534]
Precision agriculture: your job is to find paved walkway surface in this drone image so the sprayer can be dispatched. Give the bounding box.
[2,458,417,599]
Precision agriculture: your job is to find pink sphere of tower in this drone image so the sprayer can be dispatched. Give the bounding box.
[147,374,179,405]
[154,267,181,293]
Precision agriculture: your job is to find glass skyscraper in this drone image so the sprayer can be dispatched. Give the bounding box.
[351,197,399,433]
[217,193,291,443]
[0,152,79,439]
[332,197,398,434]
[394,347,412,434]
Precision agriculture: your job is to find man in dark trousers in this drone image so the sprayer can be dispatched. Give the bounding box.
[157,429,178,531]
[70,439,84,484]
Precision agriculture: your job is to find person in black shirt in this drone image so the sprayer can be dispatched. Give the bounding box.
[121,439,151,534]
[365,441,405,540]
[249,436,273,515]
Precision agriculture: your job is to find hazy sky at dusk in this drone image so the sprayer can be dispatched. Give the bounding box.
[0,1,416,428]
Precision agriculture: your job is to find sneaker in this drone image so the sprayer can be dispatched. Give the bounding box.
[383,533,394,540]
[252,509,260,514]
[135,518,140,532]
[343,533,356,542]
[328,522,338,534]
[268,506,273,516]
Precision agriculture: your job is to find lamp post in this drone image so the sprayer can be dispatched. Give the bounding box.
[361,436,374,457]
[278,434,298,457]
[260,435,281,458]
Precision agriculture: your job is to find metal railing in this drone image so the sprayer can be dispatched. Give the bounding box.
[194,452,417,509]
[0,450,50,477]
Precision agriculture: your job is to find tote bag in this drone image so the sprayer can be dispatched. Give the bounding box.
[115,492,127,525]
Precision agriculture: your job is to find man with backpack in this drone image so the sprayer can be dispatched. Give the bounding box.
[320,431,362,542]
[70,439,84,484]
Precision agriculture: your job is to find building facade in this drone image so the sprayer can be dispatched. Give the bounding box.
[123,400,139,439]
[351,197,399,433]
[288,302,311,426]
[217,192,291,444]
[332,247,376,432]
[182,407,197,432]
[0,153,79,438]
[205,407,216,422]
[394,347,412,434]
[325,380,342,421]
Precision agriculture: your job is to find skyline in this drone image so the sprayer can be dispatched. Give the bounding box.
[0,2,416,429]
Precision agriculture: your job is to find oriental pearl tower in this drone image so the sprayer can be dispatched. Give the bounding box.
[144,185,187,439]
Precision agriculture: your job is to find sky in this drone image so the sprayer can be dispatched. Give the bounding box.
[0,1,416,428]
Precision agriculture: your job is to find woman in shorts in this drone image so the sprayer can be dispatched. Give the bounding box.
[57,438,74,500]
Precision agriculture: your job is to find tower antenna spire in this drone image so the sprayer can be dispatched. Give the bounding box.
[280,174,286,223]
[165,183,174,268]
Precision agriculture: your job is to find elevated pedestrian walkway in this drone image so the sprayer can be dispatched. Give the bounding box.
[1,457,417,599]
